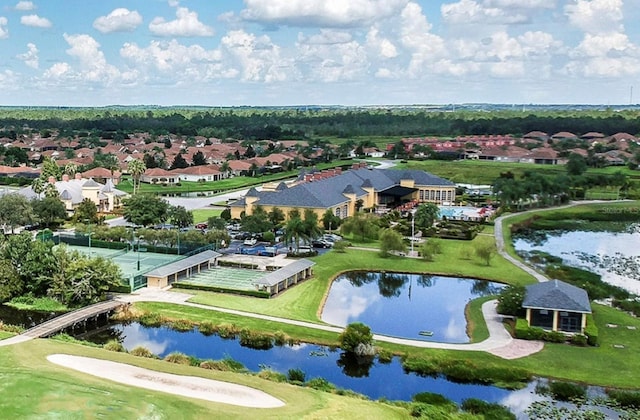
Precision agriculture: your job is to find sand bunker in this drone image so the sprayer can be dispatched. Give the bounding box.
[47,354,284,408]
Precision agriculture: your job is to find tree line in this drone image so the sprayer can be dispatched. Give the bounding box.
[2,108,640,140]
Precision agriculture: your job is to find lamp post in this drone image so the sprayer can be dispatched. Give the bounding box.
[137,235,144,271]
[411,211,415,255]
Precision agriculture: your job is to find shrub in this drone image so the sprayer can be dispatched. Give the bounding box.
[216,323,239,339]
[542,330,567,343]
[412,392,454,406]
[339,322,373,353]
[273,330,291,346]
[461,398,515,420]
[306,377,336,392]
[607,389,640,408]
[130,346,156,358]
[257,369,287,383]
[548,381,587,401]
[401,357,440,378]
[497,285,526,316]
[239,329,274,349]
[168,319,194,332]
[164,352,191,365]
[200,357,246,372]
[376,348,394,364]
[570,334,588,346]
[198,321,217,336]
[104,339,125,352]
[409,403,456,419]
[139,312,165,327]
[514,319,545,340]
[584,315,599,346]
[287,368,306,383]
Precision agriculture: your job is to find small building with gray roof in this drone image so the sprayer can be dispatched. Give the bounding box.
[522,280,592,334]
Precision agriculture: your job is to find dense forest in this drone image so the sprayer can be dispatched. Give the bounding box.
[1,107,640,140]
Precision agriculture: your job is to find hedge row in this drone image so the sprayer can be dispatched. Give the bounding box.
[514,318,596,346]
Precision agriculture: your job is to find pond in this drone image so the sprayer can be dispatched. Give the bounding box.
[0,304,61,328]
[78,322,626,419]
[321,273,504,343]
[513,225,640,294]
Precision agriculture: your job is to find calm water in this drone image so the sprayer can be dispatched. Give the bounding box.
[0,305,60,328]
[321,273,504,343]
[513,227,640,294]
[79,322,624,419]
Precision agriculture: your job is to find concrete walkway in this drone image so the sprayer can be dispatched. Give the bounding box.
[117,288,543,359]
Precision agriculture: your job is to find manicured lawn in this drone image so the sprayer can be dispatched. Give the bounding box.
[0,339,410,419]
[191,208,223,224]
[187,236,535,323]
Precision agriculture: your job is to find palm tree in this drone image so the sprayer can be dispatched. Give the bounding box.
[127,159,146,195]
[64,163,78,178]
[284,216,309,252]
[31,177,45,198]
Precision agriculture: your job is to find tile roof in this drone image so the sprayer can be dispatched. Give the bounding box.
[523,280,591,313]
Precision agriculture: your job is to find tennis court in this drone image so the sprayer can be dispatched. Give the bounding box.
[178,266,266,291]
[60,244,184,278]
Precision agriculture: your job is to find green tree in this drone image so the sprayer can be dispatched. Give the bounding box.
[241,206,273,234]
[31,177,45,198]
[123,194,169,227]
[192,150,207,166]
[340,213,379,242]
[303,209,322,239]
[283,215,308,252]
[31,197,67,228]
[0,259,21,302]
[207,216,226,230]
[0,193,35,233]
[73,198,99,224]
[339,322,375,356]
[475,242,497,266]
[413,203,440,231]
[168,205,193,229]
[420,239,443,262]
[497,285,526,316]
[566,153,587,176]
[170,153,189,170]
[127,158,146,195]
[40,156,61,181]
[322,209,341,231]
[268,207,285,228]
[378,228,406,258]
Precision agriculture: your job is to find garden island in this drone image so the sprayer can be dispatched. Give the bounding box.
[1,107,640,419]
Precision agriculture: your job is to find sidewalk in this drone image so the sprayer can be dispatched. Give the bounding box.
[117,289,543,359]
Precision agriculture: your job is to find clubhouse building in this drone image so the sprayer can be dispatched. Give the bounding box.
[229,165,456,220]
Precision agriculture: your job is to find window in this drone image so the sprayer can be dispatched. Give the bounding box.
[335,207,341,218]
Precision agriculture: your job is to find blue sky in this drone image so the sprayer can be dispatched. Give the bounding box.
[1,0,640,106]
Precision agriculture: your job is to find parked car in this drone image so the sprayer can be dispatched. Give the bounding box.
[195,222,208,230]
[312,239,333,248]
[243,238,257,246]
[323,233,343,242]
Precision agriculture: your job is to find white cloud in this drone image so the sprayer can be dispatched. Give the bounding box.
[221,30,290,82]
[400,2,446,77]
[149,7,214,37]
[565,0,624,34]
[121,39,222,75]
[17,42,39,68]
[441,0,530,25]
[43,62,71,79]
[93,8,143,34]
[240,0,410,28]
[14,1,35,11]
[0,17,8,39]
[20,14,52,28]
[366,27,398,59]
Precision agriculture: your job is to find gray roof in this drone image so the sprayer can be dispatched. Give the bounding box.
[145,250,221,278]
[231,168,454,209]
[522,280,592,313]
[255,259,315,287]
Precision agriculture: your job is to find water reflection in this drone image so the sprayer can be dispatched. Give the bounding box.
[322,273,504,343]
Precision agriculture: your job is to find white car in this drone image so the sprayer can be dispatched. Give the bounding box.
[243,238,257,246]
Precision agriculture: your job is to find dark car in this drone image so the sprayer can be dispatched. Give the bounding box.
[312,239,332,248]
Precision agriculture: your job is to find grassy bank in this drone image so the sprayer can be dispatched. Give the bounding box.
[0,340,409,419]
[186,237,535,323]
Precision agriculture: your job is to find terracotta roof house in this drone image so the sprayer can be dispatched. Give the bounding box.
[523,131,549,141]
[140,168,178,184]
[479,146,530,162]
[81,167,122,185]
[175,165,225,182]
[522,147,561,165]
[522,280,591,334]
[551,131,579,140]
[230,168,456,221]
[0,165,40,178]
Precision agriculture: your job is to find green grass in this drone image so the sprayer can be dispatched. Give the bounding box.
[191,208,223,224]
[466,296,495,343]
[0,331,14,339]
[6,296,69,312]
[0,340,410,419]
[186,236,535,323]
[511,304,640,388]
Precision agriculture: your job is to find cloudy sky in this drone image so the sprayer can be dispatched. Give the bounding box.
[1,0,640,106]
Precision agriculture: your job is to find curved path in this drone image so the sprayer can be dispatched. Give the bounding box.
[494,200,615,283]
[117,288,543,360]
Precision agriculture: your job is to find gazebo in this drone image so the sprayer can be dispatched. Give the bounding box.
[522,280,591,334]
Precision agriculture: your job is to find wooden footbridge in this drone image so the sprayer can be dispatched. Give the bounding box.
[21,300,125,339]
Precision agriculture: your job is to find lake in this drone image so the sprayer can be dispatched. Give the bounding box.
[513,225,640,294]
[321,272,504,343]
